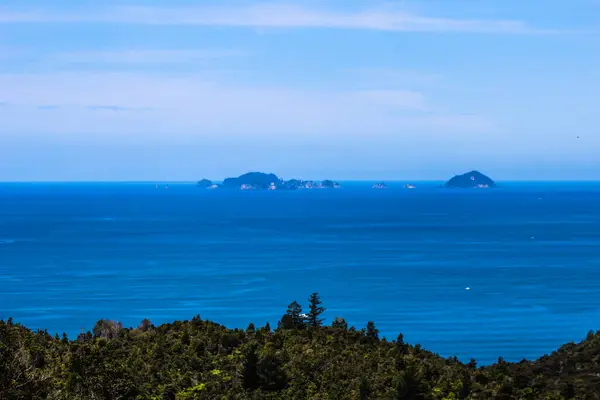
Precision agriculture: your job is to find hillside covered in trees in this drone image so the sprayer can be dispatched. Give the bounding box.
[2,293,600,399]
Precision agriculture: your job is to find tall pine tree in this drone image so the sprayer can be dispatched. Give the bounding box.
[307,292,325,328]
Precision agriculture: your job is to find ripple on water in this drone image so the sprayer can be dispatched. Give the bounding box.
[4,183,600,364]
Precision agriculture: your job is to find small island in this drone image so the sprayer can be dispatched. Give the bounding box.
[321,180,341,189]
[404,184,416,189]
[444,171,496,188]
[199,172,341,190]
[196,179,213,188]
[372,182,387,189]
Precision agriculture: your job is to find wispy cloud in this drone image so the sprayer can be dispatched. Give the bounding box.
[347,68,443,87]
[87,105,153,112]
[357,90,428,111]
[0,3,563,34]
[37,105,60,110]
[88,105,132,112]
[50,49,246,65]
[0,72,493,137]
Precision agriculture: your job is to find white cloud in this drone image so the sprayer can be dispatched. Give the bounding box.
[0,3,558,34]
[0,72,493,138]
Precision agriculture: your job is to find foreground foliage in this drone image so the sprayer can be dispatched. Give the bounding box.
[2,294,600,399]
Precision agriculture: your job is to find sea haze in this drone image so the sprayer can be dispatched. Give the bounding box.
[1,182,600,364]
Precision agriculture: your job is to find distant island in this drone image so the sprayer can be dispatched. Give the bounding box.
[199,172,341,190]
[196,179,218,189]
[321,179,341,189]
[195,171,497,190]
[444,171,496,188]
[196,179,213,188]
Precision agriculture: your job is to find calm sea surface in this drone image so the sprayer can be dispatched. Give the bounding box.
[1,182,600,364]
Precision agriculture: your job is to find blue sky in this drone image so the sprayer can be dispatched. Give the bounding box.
[1,0,599,181]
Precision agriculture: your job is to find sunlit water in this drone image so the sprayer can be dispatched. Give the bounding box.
[2,181,600,364]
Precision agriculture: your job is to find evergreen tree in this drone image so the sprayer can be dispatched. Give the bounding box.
[242,342,260,391]
[139,318,154,332]
[278,314,294,330]
[459,372,471,400]
[279,301,305,329]
[332,317,348,330]
[366,321,379,341]
[396,333,408,355]
[258,351,288,391]
[359,376,372,400]
[181,331,190,345]
[467,358,477,370]
[307,292,325,328]
[285,300,305,329]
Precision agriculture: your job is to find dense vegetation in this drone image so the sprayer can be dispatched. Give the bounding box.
[213,172,341,190]
[2,293,600,399]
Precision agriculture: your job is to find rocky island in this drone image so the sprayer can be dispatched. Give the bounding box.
[222,172,279,190]
[444,170,496,188]
[321,180,341,189]
[199,172,341,190]
[196,179,213,188]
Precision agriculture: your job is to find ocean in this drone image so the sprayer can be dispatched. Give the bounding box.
[1,181,600,364]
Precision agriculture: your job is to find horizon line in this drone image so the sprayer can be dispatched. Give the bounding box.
[2,179,600,184]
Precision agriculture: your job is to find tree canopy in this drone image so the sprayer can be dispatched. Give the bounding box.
[1,294,600,399]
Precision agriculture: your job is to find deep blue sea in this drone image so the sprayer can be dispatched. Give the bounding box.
[2,182,600,364]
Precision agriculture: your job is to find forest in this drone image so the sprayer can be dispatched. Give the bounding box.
[2,292,600,399]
